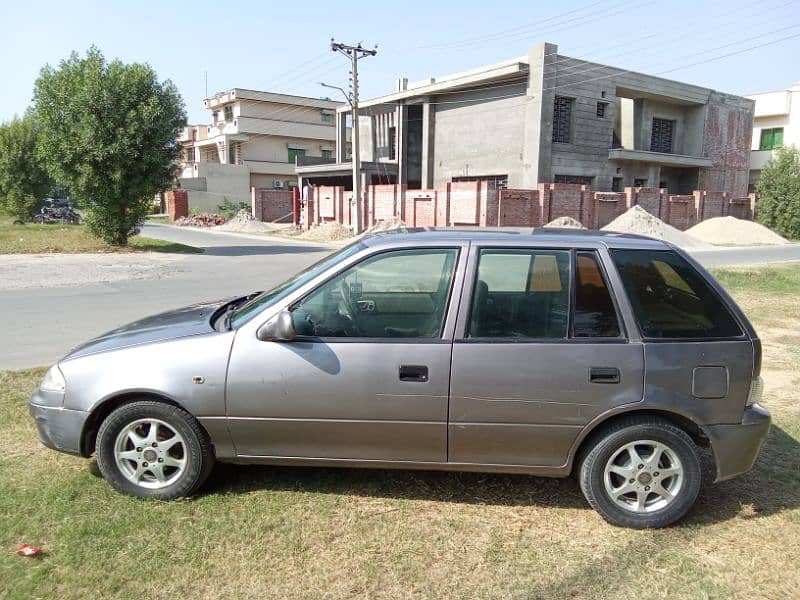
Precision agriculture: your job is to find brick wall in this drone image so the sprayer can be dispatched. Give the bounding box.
[369,184,402,224]
[696,190,730,220]
[539,183,590,225]
[665,195,698,231]
[497,189,541,227]
[447,182,482,226]
[591,192,628,228]
[627,187,667,219]
[166,189,188,221]
[251,188,293,222]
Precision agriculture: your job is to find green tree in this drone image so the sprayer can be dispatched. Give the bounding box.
[33,47,186,244]
[0,114,52,220]
[756,145,800,239]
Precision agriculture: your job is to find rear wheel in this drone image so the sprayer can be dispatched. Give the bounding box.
[579,418,702,528]
[95,401,214,499]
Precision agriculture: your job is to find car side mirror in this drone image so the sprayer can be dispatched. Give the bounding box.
[256,310,296,342]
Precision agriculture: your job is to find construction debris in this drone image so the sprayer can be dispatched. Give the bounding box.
[602,205,712,249]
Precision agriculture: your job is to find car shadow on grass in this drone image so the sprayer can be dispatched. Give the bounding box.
[198,424,800,524]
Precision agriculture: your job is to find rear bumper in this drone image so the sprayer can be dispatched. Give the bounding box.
[707,404,771,482]
[29,397,88,456]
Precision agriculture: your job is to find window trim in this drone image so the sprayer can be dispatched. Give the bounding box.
[759,127,784,150]
[287,246,463,342]
[609,249,747,342]
[461,246,630,344]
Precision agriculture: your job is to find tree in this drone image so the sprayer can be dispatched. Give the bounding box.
[756,145,800,240]
[33,47,186,244]
[0,114,52,220]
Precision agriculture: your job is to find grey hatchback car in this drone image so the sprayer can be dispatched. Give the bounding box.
[30,229,770,528]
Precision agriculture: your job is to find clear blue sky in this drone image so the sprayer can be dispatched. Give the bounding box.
[1,0,798,124]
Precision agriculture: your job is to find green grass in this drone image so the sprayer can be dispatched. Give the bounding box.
[0,216,201,254]
[1,265,799,598]
[145,214,171,223]
[711,262,800,295]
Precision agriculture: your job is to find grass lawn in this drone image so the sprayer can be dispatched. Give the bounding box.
[1,265,798,598]
[0,216,201,254]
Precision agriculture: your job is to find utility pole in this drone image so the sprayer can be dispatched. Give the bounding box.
[330,39,377,234]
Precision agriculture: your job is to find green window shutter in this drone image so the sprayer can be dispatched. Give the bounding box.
[760,129,773,150]
[773,128,783,148]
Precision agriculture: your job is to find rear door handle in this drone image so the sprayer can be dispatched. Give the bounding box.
[589,367,620,384]
[399,365,428,382]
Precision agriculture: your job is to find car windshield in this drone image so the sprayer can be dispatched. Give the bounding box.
[229,241,366,328]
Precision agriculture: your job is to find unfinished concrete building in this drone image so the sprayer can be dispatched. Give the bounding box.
[297,42,754,197]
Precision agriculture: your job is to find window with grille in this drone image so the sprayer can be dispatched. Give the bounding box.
[611,177,622,192]
[321,149,332,158]
[596,102,608,118]
[288,148,306,163]
[650,118,674,153]
[224,105,233,121]
[552,96,573,143]
[185,147,195,162]
[388,126,397,160]
[759,127,783,150]
[321,113,333,123]
[554,174,593,186]
[228,144,236,165]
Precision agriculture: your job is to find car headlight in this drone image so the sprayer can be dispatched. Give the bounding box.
[40,365,66,393]
[746,376,764,408]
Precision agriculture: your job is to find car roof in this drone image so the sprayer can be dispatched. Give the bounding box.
[359,227,671,250]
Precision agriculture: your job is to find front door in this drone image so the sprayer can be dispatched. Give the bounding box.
[448,247,645,468]
[226,246,463,463]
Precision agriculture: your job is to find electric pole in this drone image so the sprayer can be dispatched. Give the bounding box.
[331,39,377,234]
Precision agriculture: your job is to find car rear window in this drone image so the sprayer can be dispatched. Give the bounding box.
[573,252,622,338]
[611,249,742,339]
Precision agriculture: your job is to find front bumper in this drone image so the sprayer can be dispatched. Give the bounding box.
[707,404,771,482]
[29,394,88,456]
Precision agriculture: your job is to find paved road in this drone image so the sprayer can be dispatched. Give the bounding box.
[0,225,331,370]
[1,224,798,369]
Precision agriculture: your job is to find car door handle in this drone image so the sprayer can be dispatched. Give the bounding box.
[589,367,620,384]
[399,365,429,382]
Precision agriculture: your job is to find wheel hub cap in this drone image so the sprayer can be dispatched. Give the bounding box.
[603,439,685,514]
[113,418,187,490]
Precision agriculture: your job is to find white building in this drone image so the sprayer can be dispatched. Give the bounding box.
[746,82,800,191]
[178,89,344,209]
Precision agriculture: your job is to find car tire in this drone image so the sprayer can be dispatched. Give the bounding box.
[579,417,702,528]
[95,400,215,499]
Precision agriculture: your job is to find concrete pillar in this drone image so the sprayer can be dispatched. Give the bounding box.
[336,111,348,163]
[396,104,409,185]
[521,42,558,188]
[421,99,435,189]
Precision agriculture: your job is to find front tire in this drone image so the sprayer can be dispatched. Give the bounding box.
[95,401,214,499]
[579,417,702,528]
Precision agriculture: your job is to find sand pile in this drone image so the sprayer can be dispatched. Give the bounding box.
[365,217,408,234]
[602,205,712,249]
[215,209,274,233]
[545,216,586,229]
[300,222,354,242]
[686,216,790,246]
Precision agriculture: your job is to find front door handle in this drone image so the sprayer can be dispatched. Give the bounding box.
[589,367,620,384]
[399,365,429,382]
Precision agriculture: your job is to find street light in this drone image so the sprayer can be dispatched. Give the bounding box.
[318,82,351,106]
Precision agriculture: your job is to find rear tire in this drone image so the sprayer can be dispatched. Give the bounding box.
[579,417,702,528]
[95,401,214,499]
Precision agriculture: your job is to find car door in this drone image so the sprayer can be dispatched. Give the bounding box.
[448,245,645,468]
[225,244,466,463]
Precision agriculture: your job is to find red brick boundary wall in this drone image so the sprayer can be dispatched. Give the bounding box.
[294,182,759,231]
[591,192,628,229]
[251,188,293,222]
[166,189,188,221]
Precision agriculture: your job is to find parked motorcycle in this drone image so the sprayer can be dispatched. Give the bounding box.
[33,204,81,224]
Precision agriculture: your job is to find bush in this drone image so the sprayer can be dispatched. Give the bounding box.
[218,198,250,220]
[756,145,800,239]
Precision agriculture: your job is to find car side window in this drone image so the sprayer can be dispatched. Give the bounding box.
[612,249,742,339]
[291,248,459,338]
[572,252,622,338]
[469,249,570,338]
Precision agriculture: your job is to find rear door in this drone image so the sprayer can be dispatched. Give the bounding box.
[448,245,645,468]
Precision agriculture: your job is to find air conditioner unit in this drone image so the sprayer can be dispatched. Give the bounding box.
[273,180,284,189]
[286,181,297,189]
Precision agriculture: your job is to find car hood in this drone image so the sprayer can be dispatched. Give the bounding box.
[63,298,232,361]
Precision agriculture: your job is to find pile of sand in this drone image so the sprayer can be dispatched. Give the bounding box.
[299,222,354,242]
[686,216,790,246]
[545,216,586,229]
[215,209,274,233]
[365,217,408,234]
[602,205,712,250]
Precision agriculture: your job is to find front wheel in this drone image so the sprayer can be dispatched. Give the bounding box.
[579,418,702,528]
[95,401,215,499]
